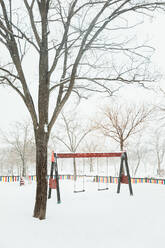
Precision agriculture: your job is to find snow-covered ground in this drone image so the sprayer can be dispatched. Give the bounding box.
[0,180,165,248]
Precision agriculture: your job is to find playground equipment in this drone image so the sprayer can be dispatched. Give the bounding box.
[48,151,133,203]
[97,157,109,191]
[74,158,86,193]
[117,152,133,195]
[48,152,61,203]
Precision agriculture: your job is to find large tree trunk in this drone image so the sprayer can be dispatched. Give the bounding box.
[33,128,48,220]
[33,1,50,220]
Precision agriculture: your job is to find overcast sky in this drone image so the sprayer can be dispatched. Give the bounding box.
[0,13,165,131]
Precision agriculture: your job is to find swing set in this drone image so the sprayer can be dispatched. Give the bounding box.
[96,157,109,191]
[73,158,86,193]
[48,151,133,203]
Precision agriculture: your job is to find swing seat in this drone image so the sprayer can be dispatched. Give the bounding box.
[49,178,57,189]
[98,187,109,191]
[74,189,85,193]
[121,175,128,184]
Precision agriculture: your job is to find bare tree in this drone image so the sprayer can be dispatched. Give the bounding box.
[0,1,164,219]
[0,147,21,175]
[148,128,165,177]
[0,121,35,177]
[82,141,101,172]
[0,148,7,175]
[52,112,92,179]
[128,134,147,177]
[95,103,152,151]
[131,149,142,177]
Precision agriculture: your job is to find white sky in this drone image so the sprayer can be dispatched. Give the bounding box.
[0,13,165,131]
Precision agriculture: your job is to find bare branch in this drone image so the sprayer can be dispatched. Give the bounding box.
[24,0,41,47]
[94,103,153,150]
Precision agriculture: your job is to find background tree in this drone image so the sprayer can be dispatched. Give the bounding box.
[82,141,101,173]
[0,148,7,175]
[94,103,152,150]
[52,112,92,179]
[148,128,165,177]
[0,0,164,219]
[128,134,148,177]
[0,121,35,177]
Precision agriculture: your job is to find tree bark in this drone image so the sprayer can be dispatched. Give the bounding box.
[73,157,77,181]
[120,140,124,151]
[22,160,26,177]
[33,1,49,220]
[90,158,93,172]
[120,139,125,174]
[33,128,48,220]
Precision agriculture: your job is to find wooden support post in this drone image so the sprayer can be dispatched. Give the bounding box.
[124,152,133,195]
[48,152,61,203]
[48,159,54,199]
[117,154,124,194]
[117,152,133,195]
[54,153,61,204]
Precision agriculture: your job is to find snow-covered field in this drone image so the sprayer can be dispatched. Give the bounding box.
[0,180,165,248]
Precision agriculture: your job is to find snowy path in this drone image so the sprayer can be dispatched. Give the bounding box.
[0,181,165,248]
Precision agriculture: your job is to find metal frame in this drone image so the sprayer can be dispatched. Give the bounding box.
[48,152,61,203]
[56,152,123,158]
[74,158,86,193]
[117,152,133,195]
[48,151,133,202]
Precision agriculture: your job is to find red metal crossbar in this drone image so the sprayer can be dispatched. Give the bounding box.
[55,152,123,159]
